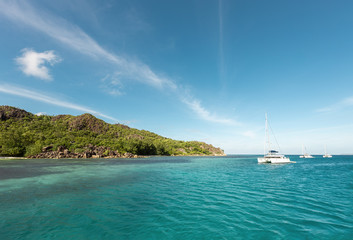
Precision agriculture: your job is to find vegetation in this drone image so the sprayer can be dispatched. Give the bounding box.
[0,106,224,157]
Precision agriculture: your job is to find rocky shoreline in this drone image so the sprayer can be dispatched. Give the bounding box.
[27,145,138,159]
[18,144,227,159]
[1,153,226,160]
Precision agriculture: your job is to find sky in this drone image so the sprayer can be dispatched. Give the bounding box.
[0,0,353,154]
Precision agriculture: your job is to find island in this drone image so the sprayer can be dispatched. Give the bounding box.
[0,106,225,159]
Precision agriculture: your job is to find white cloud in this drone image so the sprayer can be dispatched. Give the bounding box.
[35,112,46,116]
[316,96,353,113]
[15,48,61,81]
[0,83,119,122]
[0,0,237,125]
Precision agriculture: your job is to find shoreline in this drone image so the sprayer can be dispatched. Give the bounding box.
[0,153,227,160]
[0,157,28,160]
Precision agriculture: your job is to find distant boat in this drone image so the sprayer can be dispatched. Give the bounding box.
[257,114,293,164]
[323,145,332,158]
[300,145,314,158]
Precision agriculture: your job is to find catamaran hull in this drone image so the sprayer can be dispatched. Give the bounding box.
[257,157,292,164]
[257,157,270,163]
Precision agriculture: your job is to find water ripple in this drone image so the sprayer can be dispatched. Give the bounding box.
[0,156,353,239]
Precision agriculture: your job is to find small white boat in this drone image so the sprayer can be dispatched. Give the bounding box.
[323,145,332,158]
[258,114,293,164]
[300,145,314,158]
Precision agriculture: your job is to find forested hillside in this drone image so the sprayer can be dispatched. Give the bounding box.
[0,106,225,158]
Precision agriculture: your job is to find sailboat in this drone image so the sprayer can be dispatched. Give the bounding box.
[323,145,332,158]
[257,114,293,164]
[299,145,314,158]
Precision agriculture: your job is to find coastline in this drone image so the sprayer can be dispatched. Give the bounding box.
[0,153,226,160]
[0,157,27,160]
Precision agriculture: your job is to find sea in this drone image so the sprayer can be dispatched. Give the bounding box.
[0,155,352,239]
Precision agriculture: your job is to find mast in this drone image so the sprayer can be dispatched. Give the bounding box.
[265,113,270,153]
[325,145,327,155]
[263,114,266,155]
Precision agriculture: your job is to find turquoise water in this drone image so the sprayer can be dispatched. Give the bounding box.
[0,155,352,239]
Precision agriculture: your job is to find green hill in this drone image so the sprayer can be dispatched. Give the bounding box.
[0,106,225,158]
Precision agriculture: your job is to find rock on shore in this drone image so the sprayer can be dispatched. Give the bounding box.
[27,145,138,159]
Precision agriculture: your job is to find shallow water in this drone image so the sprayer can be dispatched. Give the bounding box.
[0,155,352,239]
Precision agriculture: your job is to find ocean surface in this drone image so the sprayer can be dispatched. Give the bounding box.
[0,155,352,239]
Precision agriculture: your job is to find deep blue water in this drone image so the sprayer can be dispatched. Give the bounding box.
[0,155,352,239]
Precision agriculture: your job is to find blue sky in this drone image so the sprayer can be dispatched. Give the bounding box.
[0,0,353,154]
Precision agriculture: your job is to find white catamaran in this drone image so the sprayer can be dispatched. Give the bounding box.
[257,114,293,164]
[299,145,314,158]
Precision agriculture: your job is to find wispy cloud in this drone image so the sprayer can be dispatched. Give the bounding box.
[181,96,239,125]
[15,48,61,81]
[0,83,119,122]
[0,0,119,63]
[0,0,174,89]
[0,0,236,125]
[242,130,256,138]
[100,73,124,96]
[286,123,353,135]
[316,96,353,112]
